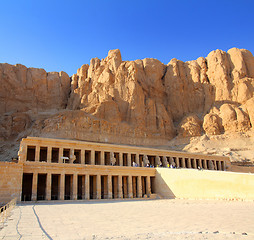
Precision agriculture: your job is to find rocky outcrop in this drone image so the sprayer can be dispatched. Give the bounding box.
[1,47,254,151]
[177,115,202,137]
[0,112,31,140]
[0,63,70,114]
[203,113,223,135]
[67,47,254,140]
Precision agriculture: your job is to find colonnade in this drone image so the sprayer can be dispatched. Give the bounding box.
[22,143,227,171]
[22,172,153,202]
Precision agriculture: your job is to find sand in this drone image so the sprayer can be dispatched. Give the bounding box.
[1,199,254,240]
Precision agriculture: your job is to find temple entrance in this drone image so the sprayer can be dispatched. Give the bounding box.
[114,153,119,166]
[95,151,101,165]
[148,156,155,167]
[139,155,143,167]
[185,158,189,168]
[85,150,91,164]
[65,175,72,200]
[39,147,47,162]
[123,154,128,166]
[191,159,195,168]
[131,154,136,166]
[78,175,84,199]
[151,177,156,194]
[37,174,46,200]
[141,176,147,196]
[74,150,81,164]
[51,174,60,200]
[21,173,33,201]
[89,175,96,199]
[51,148,59,163]
[26,146,35,161]
[105,152,110,165]
[101,176,108,199]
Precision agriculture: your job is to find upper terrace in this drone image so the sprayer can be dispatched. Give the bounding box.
[18,137,231,171]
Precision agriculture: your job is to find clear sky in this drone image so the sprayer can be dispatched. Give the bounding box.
[0,0,253,76]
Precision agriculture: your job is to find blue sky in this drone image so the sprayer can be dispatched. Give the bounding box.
[0,0,253,76]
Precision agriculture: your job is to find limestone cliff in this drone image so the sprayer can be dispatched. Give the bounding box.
[1,48,254,162]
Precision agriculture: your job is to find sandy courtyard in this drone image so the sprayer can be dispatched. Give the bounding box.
[0,199,254,240]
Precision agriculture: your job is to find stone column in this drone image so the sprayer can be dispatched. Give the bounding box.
[118,175,123,198]
[221,161,225,171]
[119,153,123,166]
[46,173,51,201]
[128,175,133,198]
[97,175,101,199]
[73,173,77,200]
[137,176,142,198]
[162,156,167,167]
[80,150,85,165]
[85,175,90,200]
[123,176,128,198]
[181,158,185,168]
[47,147,52,163]
[135,154,139,167]
[213,160,217,170]
[59,148,63,163]
[18,144,27,162]
[203,159,207,169]
[127,153,131,166]
[82,176,86,199]
[103,176,108,199]
[60,174,65,200]
[146,176,151,196]
[108,175,112,199]
[217,161,222,171]
[70,149,75,164]
[176,157,180,168]
[101,151,105,165]
[35,146,40,162]
[187,158,191,168]
[91,150,95,165]
[168,157,172,165]
[31,172,38,201]
[155,156,160,167]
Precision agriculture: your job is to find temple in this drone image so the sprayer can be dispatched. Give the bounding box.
[12,137,230,202]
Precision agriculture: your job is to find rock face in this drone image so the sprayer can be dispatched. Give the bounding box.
[0,63,70,114]
[1,47,254,155]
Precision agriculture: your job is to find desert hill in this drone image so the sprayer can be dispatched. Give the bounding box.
[1,48,254,167]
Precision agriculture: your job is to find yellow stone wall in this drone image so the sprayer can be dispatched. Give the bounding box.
[155,168,254,201]
[0,162,23,204]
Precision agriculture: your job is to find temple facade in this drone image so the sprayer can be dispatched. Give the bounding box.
[15,137,231,202]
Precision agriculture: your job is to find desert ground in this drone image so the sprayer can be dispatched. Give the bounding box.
[1,199,254,240]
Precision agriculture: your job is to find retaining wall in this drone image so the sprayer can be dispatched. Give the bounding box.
[155,168,254,201]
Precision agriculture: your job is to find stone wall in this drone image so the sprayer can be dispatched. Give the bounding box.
[155,168,254,201]
[0,162,23,205]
